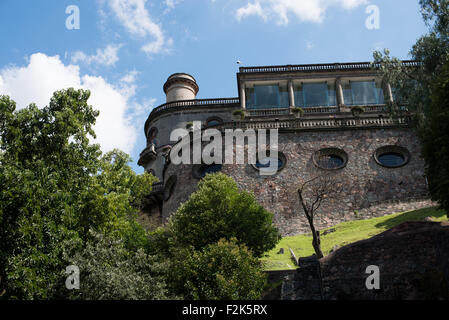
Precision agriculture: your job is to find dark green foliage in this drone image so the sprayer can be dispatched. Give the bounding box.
[0,89,161,299]
[292,107,304,117]
[169,238,267,300]
[420,61,449,212]
[232,109,245,120]
[373,0,449,212]
[168,173,281,258]
[66,232,171,300]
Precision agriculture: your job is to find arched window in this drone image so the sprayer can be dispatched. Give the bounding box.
[147,127,158,146]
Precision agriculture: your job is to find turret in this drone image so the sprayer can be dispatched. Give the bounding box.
[163,73,199,103]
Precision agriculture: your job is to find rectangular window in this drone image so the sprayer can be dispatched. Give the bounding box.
[279,84,289,108]
[245,87,255,108]
[246,84,288,109]
[294,82,336,107]
[345,80,385,105]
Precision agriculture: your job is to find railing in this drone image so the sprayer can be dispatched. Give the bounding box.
[152,98,240,114]
[239,61,420,74]
[363,105,388,112]
[303,106,339,114]
[215,116,410,131]
[246,108,291,117]
[145,98,240,130]
[137,144,157,166]
[246,106,340,117]
[150,182,164,194]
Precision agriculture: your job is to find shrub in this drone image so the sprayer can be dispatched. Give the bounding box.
[232,109,245,120]
[351,106,365,116]
[169,173,280,257]
[66,232,172,300]
[292,107,304,117]
[169,238,267,300]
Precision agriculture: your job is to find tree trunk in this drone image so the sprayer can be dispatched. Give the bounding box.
[308,218,324,259]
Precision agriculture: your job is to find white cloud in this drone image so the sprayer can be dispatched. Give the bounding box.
[236,2,268,21]
[0,53,141,154]
[235,0,368,24]
[165,0,183,9]
[72,44,123,66]
[107,0,170,55]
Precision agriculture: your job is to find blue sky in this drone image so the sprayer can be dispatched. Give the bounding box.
[0,0,428,172]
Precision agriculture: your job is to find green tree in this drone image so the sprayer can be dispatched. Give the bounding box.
[168,173,280,258]
[66,231,171,300]
[372,0,449,211]
[420,61,449,211]
[0,89,160,299]
[169,238,266,300]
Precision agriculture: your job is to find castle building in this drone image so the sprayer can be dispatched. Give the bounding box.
[139,61,430,236]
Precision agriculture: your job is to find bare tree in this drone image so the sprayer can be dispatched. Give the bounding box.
[297,174,343,259]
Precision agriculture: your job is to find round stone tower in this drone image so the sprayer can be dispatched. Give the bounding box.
[163,73,199,102]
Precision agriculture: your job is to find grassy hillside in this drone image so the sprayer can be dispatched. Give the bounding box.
[262,206,448,271]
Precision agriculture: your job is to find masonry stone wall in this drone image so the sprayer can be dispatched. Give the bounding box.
[276,221,449,300]
[162,127,429,235]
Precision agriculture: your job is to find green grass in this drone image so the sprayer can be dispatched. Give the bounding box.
[262,206,448,271]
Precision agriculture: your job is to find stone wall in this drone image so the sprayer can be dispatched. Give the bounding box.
[162,127,429,235]
[277,221,449,300]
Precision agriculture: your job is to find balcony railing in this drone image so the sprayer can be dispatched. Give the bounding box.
[151,98,239,116]
[150,182,164,194]
[245,105,388,117]
[239,61,420,74]
[145,98,240,130]
[214,116,410,131]
[246,108,291,117]
[137,144,157,166]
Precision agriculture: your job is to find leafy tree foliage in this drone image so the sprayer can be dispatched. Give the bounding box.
[169,238,266,300]
[0,89,160,299]
[372,0,449,211]
[66,232,171,300]
[168,173,280,258]
[420,61,449,211]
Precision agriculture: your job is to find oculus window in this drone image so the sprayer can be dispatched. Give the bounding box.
[192,164,223,179]
[374,146,410,168]
[313,148,348,170]
[205,117,223,127]
[251,152,287,174]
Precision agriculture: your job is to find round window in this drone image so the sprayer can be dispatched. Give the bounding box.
[374,146,410,168]
[206,117,223,127]
[192,164,223,179]
[313,148,348,170]
[252,152,287,174]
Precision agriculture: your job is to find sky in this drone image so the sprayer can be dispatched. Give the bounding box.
[0,0,428,173]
